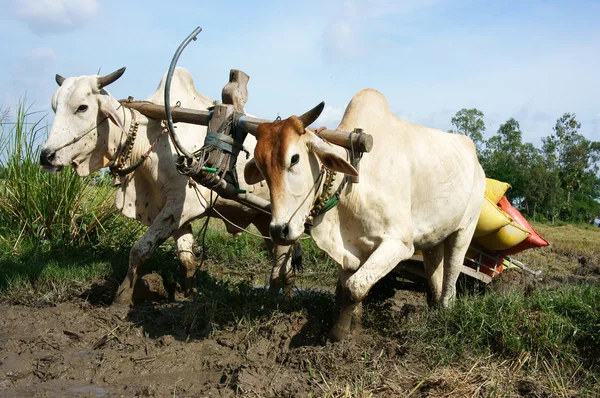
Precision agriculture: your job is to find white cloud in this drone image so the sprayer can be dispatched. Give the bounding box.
[11,0,101,34]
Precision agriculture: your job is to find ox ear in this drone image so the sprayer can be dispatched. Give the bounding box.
[244,158,265,184]
[309,135,358,177]
[98,97,125,132]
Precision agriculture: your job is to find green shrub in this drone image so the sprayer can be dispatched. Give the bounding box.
[0,100,141,251]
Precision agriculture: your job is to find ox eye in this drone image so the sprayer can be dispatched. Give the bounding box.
[290,154,300,166]
[76,105,88,113]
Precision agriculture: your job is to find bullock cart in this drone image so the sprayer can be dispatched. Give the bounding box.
[120,26,539,286]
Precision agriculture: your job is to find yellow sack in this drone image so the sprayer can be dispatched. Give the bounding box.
[473,196,512,238]
[485,178,511,204]
[474,221,530,251]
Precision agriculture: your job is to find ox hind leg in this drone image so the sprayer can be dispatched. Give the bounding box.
[331,239,413,341]
[422,244,445,306]
[113,206,183,308]
[173,223,197,297]
[440,225,477,308]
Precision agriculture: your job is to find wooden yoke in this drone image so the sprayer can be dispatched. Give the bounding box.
[197,70,272,214]
[222,69,249,113]
[207,69,248,136]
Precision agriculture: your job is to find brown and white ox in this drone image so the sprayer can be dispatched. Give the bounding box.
[244,88,486,341]
[40,67,295,307]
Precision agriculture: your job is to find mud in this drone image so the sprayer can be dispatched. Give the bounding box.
[0,266,592,397]
[0,297,423,397]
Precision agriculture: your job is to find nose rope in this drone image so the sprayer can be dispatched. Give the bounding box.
[285,166,325,228]
[50,104,126,153]
[52,116,109,153]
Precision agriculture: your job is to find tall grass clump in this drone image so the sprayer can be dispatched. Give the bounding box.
[405,285,600,374]
[0,100,141,251]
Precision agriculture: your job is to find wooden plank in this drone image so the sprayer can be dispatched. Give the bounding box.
[392,254,493,284]
[120,100,211,126]
[460,265,492,283]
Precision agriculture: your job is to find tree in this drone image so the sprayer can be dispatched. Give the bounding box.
[449,108,486,156]
[448,110,599,223]
[481,118,529,202]
[541,113,600,221]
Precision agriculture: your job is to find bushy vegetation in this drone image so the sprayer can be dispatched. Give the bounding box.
[0,101,142,252]
[0,101,144,298]
[450,109,600,223]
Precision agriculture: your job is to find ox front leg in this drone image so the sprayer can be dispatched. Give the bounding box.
[331,239,413,341]
[173,223,197,297]
[268,244,297,298]
[113,208,182,308]
[254,215,296,297]
[330,270,364,342]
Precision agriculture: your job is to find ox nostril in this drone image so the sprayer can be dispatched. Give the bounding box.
[40,149,55,166]
[270,224,290,242]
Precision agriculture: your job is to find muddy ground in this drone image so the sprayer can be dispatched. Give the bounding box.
[0,262,595,397]
[0,283,421,397]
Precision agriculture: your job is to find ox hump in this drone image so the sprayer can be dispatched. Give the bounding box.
[339,88,392,130]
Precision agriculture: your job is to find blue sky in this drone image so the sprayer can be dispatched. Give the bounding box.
[1,0,599,145]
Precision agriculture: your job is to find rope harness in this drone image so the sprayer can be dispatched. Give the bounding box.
[108,99,172,184]
[176,110,249,191]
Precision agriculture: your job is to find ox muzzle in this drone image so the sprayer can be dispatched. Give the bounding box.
[269,223,299,246]
[39,148,62,172]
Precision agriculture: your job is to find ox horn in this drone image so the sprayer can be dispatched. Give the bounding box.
[97,67,127,89]
[298,101,325,127]
[55,74,66,86]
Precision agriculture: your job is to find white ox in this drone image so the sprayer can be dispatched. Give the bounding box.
[244,88,486,341]
[40,67,296,307]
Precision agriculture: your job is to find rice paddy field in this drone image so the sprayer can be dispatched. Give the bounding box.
[1,107,599,397]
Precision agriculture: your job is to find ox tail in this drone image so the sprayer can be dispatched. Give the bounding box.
[291,242,303,273]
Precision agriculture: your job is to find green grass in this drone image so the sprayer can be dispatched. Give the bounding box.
[399,284,600,393]
[0,99,142,251]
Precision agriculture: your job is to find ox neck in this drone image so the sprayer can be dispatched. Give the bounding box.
[107,98,156,182]
[309,147,353,219]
